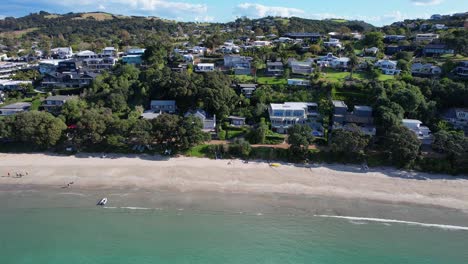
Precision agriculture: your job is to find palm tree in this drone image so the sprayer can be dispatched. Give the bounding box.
[348,54,359,80]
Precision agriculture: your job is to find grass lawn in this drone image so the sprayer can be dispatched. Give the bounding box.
[257,76,287,85]
[378,74,395,81]
[185,144,210,158]
[226,130,244,139]
[321,69,395,83]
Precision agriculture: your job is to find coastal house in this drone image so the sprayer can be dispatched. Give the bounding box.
[224,55,252,75]
[402,119,433,144]
[266,61,284,76]
[102,47,117,57]
[0,102,31,116]
[269,102,323,135]
[150,100,176,114]
[75,50,97,59]
[82,57,117,71]
[416,34,439,42]
[375,59,401,75]
[323,38,342,48]
[228,116,246,127]
[51,47,73,59]
[423,44,454,56]
[57,60,79,73]
[384,35,406,43]
[443,108,468,135]
[287,79,311,86]
[41,72,97,88]
[454,61,468,77]
[184,109,216,132]
[41,95,77,113]
[140,111,161,120]
[290,60,314,75]
[0,62,28,79]
[237,84,257,98]
[122,48,146,65]
[38,59,64,75]
[433,24,447,30]
[364,47,379,56]
[332,100,376,136]
[317,53,349,69]
[195,63,215,72]
[411,63,442,76]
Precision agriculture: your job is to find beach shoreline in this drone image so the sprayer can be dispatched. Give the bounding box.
[1,152,468,213]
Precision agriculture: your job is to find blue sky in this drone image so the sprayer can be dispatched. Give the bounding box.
[1,0,467,26]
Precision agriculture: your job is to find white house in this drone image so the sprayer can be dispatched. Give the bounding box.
[323,38,342,48]
[253,41,271,47]
[364,47,379,55]
[269,102,322,135]
[51,47,73,59]
[75,50,97,59]
[224,55,252,75]
[185,109,216,132]
[102,47,117,57]
[375,59,401,75]
[416,34,439,42]
[433,24,447,30]
[150,100,176,114]
[317,53,350,69]
[195,63,215,72]
[0,80,32,90]
[402,119,433,144]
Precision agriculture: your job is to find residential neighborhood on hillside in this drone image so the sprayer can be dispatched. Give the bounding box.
[0,10,467,174]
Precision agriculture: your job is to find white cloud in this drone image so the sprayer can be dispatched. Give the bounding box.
[194,16,214,22]
[234,3,304,18]
[98,4,106,10]
[411,0,443,6]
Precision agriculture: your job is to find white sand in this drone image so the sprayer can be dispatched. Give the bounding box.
[1,153,468,210]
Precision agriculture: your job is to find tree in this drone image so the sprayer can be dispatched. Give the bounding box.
[348,55,359,80]
[12,111,67,149]
[330,126,370,159]
[385,126,421,168]
[362,32,384,50]
[229,138,252,158]
[60,98,87,125]
[248,117,268,144]
[287,124,314,160]
[432,130,468,169]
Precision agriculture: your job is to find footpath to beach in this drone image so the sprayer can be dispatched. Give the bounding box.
[1,153,468,211]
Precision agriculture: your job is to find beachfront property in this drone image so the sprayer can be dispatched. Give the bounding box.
[265,61,284,76]
[415,33,439,42]
[185,109,216,132]
[228,116,246,127]
[41,95,77,113]
[150,100,177,114]
[269,102,323,135]
[332,100,376,136]
[195,63,215,72]
[287,79,311,86]
[374,59,401,75]
[224,55,252,75]
[237,83,257,98]
[402,119,433,144]
[0,102,31,116]
[411,62,442,76]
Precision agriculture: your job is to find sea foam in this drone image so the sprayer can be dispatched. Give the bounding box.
[315,215,468,231]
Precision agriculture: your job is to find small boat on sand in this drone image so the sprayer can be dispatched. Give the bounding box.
[97,197,108,206]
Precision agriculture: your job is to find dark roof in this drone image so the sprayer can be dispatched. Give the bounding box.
[46,95,77,101]
[284,32,321,38]
[424,44,449,49]
[267,61,283,66]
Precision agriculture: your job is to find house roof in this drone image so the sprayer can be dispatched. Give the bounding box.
[45,95,77,101]
[267,61,283,66]
[0,102,31,109]
[238,84,257,89]
[228,116,246,120]
[270,102,317,111]
[332,100,347,108]
[354,105,373,112]
[150,100,176,106]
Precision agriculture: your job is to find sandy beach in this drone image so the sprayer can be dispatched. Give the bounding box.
[1,153,468,211]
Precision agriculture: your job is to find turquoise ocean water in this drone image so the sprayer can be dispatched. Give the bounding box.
[1,190,468,264]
